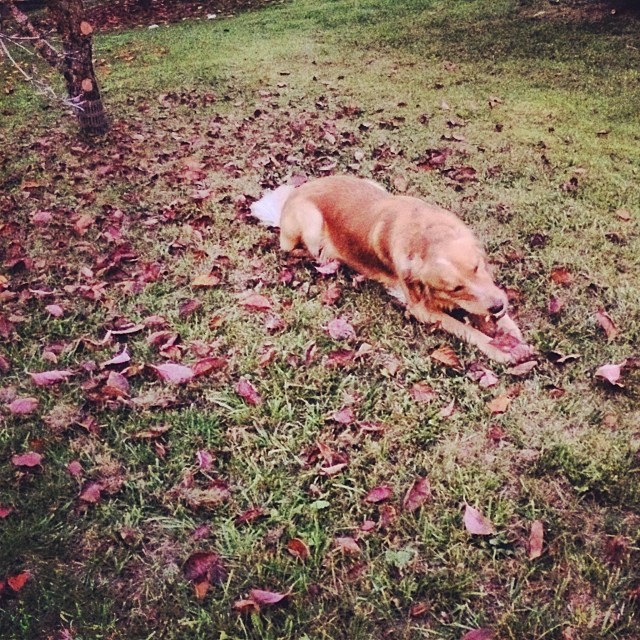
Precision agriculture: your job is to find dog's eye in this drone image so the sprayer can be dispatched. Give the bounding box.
[473,264,479,274]
[451,285,464,293]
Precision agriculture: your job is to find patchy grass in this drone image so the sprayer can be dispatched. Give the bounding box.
[1,1,640,639]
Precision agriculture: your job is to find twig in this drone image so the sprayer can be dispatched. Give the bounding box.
[0,33,32,81]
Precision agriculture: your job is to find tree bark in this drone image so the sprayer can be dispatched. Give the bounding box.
[48,0,108,136]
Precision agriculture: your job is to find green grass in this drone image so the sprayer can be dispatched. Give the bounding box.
[1,1,640,638]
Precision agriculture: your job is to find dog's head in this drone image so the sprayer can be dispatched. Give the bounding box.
[402,233,508,318]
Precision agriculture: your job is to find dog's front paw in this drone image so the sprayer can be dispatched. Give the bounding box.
[496,314,523,341]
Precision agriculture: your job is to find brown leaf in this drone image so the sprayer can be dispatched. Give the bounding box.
[287,538,310,561]
[403,476,432,512]
[235,506,267,525]
[550,266,573,285]
[192,274,221,288]
[487,394,511,414]
[0,505,14,518]
[364,485,393,503]
[67,460,83,477]
[183,551,227,585]
[409,602,429,617]
[615,208,632,222]
[241,293,272,311]
[595,309,618,341]
[528,520,544,560]
[101,347,130,367]
[193,357,227,377]
[179,298,202,317]
[430,345,462,370]
[45,304,64,318]
[505,360,537,376]
[334,536,361,554]
[235,377,263,406]
[331,406,355,424]
[463,504,496,535]
[80,20,94,35]
[548,296,564,315]
[321,284,342,305]
[409,382,437,403]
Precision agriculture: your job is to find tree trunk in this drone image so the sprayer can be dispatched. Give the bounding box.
[48,0,108,136]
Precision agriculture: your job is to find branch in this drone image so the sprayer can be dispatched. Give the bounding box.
[0,0,63,71]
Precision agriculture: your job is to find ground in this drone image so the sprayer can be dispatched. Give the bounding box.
[0,0,639,639]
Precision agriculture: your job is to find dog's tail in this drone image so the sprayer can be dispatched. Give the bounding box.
[250,185,295,228]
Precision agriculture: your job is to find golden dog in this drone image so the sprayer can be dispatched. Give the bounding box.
[251,175,523,363]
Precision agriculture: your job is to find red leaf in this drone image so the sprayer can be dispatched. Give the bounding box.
[550,266,573,285]
[79,481,103,504]
[235,506,267,525]
[595,363,623,387]
[249,588,289,606]
[548,296,564,315]
[334,536,361,554]
[402,476,432,512]
[241,293,272,311]
[467,363,499,388]
[104,371,130,397]
[45,304,64,318]
[463,504,496,536]
[193,356,227,376]
[462,629,495,640]
[235,377,263,406]
[409,383,437,403]
[7,572,30,593]
[192,273,221,288]
[364,485,393,503]
[8,397,39,415]
[487,394,511,414]
[287,538,310,561]
[152,362,195,385]
[179,298,202,317]
[11,452,43,468]
[321,284,342,305]
[29,369,73,386]
[326,317,356,340]
[528,520,544,560]
[0,504,13,518]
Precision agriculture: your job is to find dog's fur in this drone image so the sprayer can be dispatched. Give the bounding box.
[251,175,522,363]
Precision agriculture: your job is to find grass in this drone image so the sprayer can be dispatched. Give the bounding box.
[1,0,640,638]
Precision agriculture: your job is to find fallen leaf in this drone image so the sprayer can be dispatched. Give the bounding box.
[409,383,437,403]
[152,362,195,385]
[315,260,340,275]
[326,317,356,340]
[196,450,214,471]
[594,363,623,387]
[8,397,39,415]
[101,347,130,367]
[11,452,43,468]
[550,266,573,285]
[249,588,289,606]
[463,504,496,536]
[30,369,73,386]
[79,481,103,504]
[104,371,130,397]
[403,476,432,512]
[409,602,429,617]
[528,520,544,560]
[364,485,393,504]
[235,377,263,406]
[241,293,272,311]
[235,506,267,525]
[321,284,342,305]
[462,630,495,640]
[548,296,564,315]
[331,406,355,424]
[0,505,14,518]
[192,274,221,288]
[67,460,83,477]
[487,394,511,414]
[7,572,30,593]
[615,208,632,222]
[430,345,461,369]
[334,536,361,554]
[595,310,618,341]
[178,298,202,317]
[193,356,227,376]
[287,538,310,561]
[45,304,64,318]
[505,360,537,376]
[183,551,227,585]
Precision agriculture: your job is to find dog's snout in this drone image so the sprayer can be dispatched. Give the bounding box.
[489,301,505,317]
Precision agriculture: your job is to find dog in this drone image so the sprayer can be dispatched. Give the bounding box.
[251,175,523,363]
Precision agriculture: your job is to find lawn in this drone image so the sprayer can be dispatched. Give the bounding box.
[1,0,639,638]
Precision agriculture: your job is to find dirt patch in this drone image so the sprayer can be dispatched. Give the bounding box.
[522,0,640,23]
